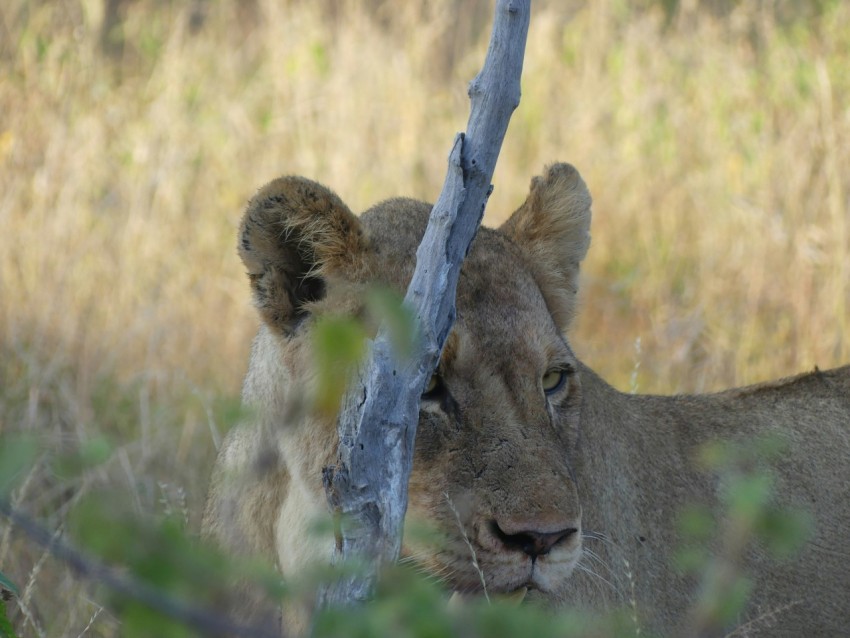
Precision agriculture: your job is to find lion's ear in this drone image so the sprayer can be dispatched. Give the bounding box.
[238,176,367,335]
[499,163,592,332]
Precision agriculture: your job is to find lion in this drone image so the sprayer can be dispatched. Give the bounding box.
[203,163,850,636]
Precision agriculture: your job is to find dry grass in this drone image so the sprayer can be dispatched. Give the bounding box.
[1,0,848,635]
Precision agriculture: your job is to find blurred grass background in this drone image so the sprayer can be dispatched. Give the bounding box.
[0,0,848,635]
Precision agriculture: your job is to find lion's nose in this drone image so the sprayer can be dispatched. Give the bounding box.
[489,520,578,558]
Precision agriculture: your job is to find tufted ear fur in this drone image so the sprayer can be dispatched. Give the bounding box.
[238,176,367,335]
[500,163,592,332]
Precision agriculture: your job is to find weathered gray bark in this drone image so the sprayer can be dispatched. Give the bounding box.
[319,0,531,609]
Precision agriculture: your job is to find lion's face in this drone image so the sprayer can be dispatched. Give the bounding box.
[403,229,584,596]
[237,164,592,598]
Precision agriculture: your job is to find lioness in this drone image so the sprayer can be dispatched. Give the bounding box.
[203,163,850,636]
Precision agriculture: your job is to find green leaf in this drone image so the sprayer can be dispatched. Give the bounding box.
[709,576,753,627]
[676,505,714,541]
[723,471,774,518]
[311,316,368,416]
[80,436,112,465]
[366,287,419,361]
[672,545,710,574]
[0,600,19,638]
[121,603,192,638]
[757,507,813,559]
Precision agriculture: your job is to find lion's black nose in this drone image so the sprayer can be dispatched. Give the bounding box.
[490,520,578,558]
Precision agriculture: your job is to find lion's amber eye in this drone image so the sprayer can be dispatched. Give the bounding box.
[422,373,441,399]
[542,368,567,395]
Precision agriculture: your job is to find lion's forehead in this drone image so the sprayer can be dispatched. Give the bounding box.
[361,208,553,316]
[361,200,542,285]
[354,203,565,372]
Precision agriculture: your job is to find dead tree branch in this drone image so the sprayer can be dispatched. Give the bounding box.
[319,0,531,610]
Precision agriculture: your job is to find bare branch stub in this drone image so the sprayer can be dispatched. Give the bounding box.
[320,0,531,610]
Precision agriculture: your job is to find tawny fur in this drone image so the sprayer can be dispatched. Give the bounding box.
[203,163,850,636]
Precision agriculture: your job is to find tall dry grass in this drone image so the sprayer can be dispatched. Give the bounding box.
[0,0,848,635]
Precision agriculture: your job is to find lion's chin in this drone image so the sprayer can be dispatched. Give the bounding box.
[448,586,529,609]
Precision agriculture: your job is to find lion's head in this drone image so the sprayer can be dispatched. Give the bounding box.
[215,163,592,604]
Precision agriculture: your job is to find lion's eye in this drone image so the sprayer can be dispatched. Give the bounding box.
[542,368,567,395]
[422,373,442,399]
